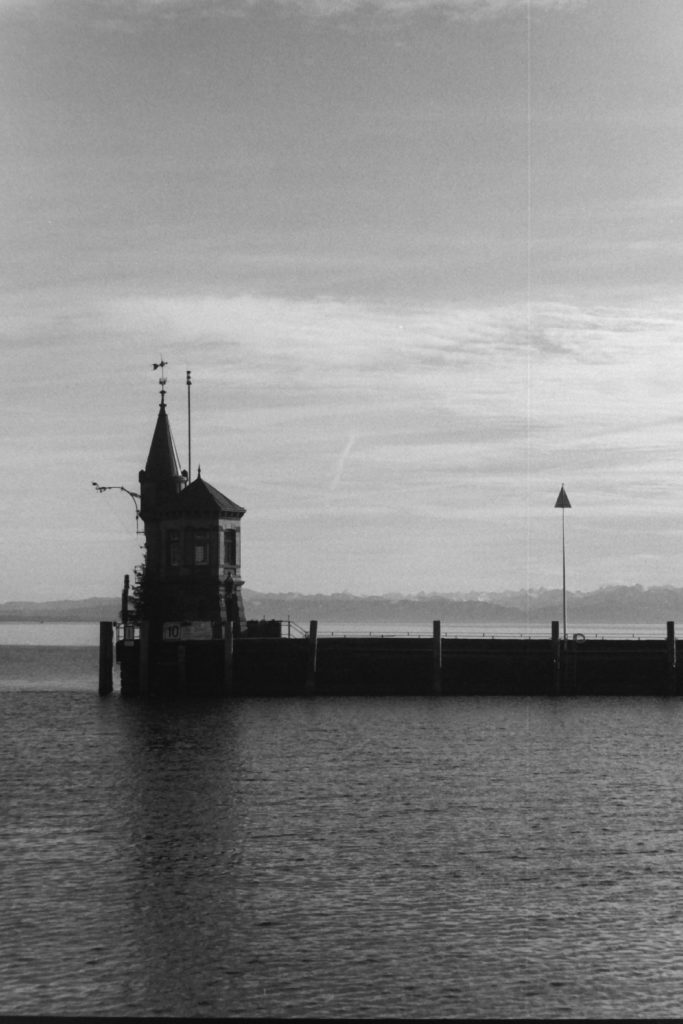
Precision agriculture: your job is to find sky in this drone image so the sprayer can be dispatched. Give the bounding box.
[3,0,683,601]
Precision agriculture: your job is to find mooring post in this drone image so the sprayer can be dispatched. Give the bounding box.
[139,620,150,696]
[306,620,318,696]
[432,619,442,695]
[667,620,676,696]
[120,574,130,625]
[551,620,561,695]
[223,619,234,694]
[98,621,113,696]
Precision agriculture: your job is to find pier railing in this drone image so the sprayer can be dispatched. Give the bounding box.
[112,621,672,642]
[315,625,673,641]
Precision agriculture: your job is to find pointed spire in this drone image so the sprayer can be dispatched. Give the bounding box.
[139,368,184,519]
[145,359,180,483]
[145,403,180,482]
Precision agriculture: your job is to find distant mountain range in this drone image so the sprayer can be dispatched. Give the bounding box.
[242,585,683,625]
[0,598,122,623]
[3,585,683,624]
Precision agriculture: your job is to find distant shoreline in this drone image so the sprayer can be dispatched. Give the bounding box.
[3,585,683,625]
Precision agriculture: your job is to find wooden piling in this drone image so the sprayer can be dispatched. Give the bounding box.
[306,620,318,695]
[139,621,150,695]
[432,620,442,695]
[120,574,130,625]
[551,620,561,695]
[223,620,234,694]
[667,620,676,695]
[98,621,113,696]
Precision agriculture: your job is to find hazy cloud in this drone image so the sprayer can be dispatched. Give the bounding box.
[4,285,683,596]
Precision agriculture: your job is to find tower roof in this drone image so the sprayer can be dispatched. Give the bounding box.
[166,475,245,518]
[145,402,181,482]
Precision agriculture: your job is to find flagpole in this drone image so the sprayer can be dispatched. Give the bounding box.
[186,370,192,482]
[554,484,571,644]
[562,503,567,642]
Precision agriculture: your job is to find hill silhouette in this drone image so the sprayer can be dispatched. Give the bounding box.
[3,585,683,624]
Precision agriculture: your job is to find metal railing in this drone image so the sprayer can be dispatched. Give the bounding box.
[112,621,675,643]
[280,618,309,638]
[315,624,676,641]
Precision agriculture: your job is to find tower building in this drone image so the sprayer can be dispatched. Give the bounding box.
[136,374,246,646]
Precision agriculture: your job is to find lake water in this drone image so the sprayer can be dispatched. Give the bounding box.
[3,631,683,1017]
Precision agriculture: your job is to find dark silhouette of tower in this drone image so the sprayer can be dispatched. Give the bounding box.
[137,382,246,643]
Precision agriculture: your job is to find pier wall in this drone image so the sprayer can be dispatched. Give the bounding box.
[113,622,681,697]
[234,637,677,697]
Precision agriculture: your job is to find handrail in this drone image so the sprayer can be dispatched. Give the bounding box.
[113,622,674,642]
[281,618,309,639]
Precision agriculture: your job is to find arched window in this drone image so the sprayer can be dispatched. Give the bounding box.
[193,529,209,565]
[167,530,181,566]
[224,528,237,566]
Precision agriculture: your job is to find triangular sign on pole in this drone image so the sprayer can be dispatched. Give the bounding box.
[554,485,571,509]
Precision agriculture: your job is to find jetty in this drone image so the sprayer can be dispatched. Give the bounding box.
[97,369,682,699]
[100,617,680,698]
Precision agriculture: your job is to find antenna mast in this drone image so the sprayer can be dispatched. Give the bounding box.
[186,369,192,482]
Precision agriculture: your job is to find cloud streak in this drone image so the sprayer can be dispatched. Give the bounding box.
[0,0,584,20]
[242,0,583,15]
[328,433,357,493]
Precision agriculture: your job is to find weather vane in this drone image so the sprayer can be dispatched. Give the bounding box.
[152,358,168,405]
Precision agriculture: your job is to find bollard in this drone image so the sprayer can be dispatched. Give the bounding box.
[223,620,234,694]
[551,620,561,696]
[120,574,130,625]
[667,621,676,696]
[139,621,150,696]
[432,620,442,695]
[98,621,113,696]
[306,620,318,696]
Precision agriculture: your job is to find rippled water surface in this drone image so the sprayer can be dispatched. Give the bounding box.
[3,649,683,1017]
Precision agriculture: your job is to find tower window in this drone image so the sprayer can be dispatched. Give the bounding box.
[193,529,209,565]
[167,530,181,566]
[224,529,237,566]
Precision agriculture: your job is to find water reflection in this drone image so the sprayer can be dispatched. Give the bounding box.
[3,693,683,1016]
